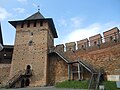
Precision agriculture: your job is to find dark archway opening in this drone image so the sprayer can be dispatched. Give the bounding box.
[25,79,30,86]
[26,65,31,70]
[26,65,31,75]
[21,79,25,88]
[94,41,97,45]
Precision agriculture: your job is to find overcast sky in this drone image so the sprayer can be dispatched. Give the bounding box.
[0,0,120,45]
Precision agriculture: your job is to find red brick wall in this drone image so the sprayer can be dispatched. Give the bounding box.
[0,64,11,85]
[64,42,120,75]
[48,53,68,85]
[50,38,120,84]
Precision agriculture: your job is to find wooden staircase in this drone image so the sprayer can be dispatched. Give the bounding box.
[49,48,95,73]
[49,48,102,89]
[88,69,102,90]
[6,69,32,88]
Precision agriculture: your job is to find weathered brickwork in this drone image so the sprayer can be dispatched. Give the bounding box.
[55,44,64,52]
[48,41,120,84]
[103,27,119,42]
[77,38,89,50]
[10,23,48,87]
[89,34,102,46]
[65,42,76,51]
[48,53,68,85]
[87,47,120,75]
[64,41,120,75]
[8,12,58,87]
[0,64,11,84]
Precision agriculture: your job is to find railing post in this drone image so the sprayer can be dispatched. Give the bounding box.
[68,64,71,81]
[88,73,94,90]
[78,63,81,81]
[81,66,84,80]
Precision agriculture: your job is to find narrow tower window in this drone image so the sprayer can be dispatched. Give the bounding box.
[30,32,33,36]
[28,40,33,46]
[40,21,43,26]
[33,21,36,27]
[21,22,24,28]
[94,41,97,45]
[27,21,30,27]
[26,65,31,70]
[82,45,84,48]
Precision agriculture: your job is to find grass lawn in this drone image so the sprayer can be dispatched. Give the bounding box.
[55,80,120,90]
[103,81,120,90]
[55,80,88,89]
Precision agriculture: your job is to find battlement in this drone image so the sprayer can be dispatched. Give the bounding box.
[89,34,102,46]
[77,38,89,50]
[55,44,64,52]
[55,27,120,52]
[65,42,76,51]
[103,27,119,42]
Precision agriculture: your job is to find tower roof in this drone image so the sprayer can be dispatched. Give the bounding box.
[9,11,58,38]
[25,11,44,20]
[0,23,3,45]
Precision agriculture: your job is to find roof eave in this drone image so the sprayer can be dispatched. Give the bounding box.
[9,21,17,28]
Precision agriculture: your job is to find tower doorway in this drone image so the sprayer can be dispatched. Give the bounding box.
[26,65,31,70]
[21,79,25,88]
[26,65,31,75]
[25,79,30,86]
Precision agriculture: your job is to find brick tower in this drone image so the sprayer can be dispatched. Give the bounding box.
[9,11,58,87]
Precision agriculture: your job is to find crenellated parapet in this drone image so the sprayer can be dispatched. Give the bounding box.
[55,44,64,52]
[65,42,76,51]
[77,38,89,50]
[89,34,102,46]
[103,27,119,42]
[55,27,120,52]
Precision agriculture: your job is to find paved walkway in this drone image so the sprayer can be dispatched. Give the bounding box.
[0,86,88,90]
